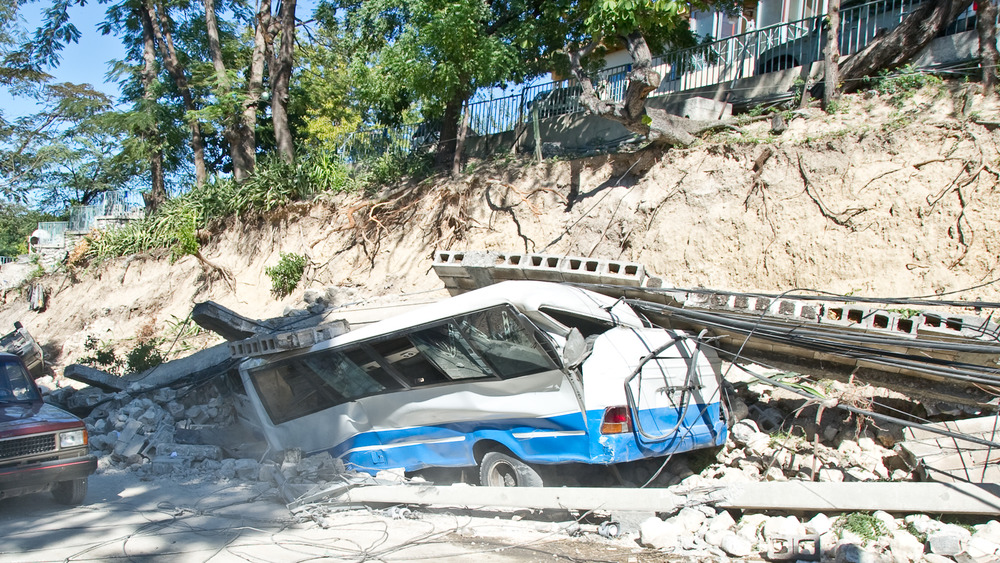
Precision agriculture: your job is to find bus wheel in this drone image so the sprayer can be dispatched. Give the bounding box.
[480,452,543,487]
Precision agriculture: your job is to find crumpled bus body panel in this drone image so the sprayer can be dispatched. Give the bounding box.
[237,281,727,474]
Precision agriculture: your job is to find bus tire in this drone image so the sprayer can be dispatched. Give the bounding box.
[480,451,543,487]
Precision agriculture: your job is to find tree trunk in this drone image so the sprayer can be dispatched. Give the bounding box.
[823,0,841,111]
[979,0,999,92]
[840,0,974,93]
[269,0,296,163]
[436,91,464,169]
[147,0,207,187]
[567,31,720,147]
[203,0,255,181]
[138,6,166,214]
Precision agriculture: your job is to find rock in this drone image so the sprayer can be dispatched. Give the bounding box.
[152,387,177,404]
[973,521,1000,545]
[137,406,165,427]
[822,424,840,443]
[963,536,1000,562]
[747,433,773,456]
[764,466,787,481]
[185,405,210,424]
[731,420,759,446]
[166,401,185,418]
[888,529,924,562]
[904,514,938,536]
[923,555,957,563]
[639,517,681,550]
[667,507,706,534]
[220,458,236,479]
[67,387,108,410]
[764,515,802,539]
[806,513,834,536]
[928,524,971,556]
[233,458,259,479]
[728,395,750,422]
[704,529,727,547]
[736,514,768,542]
[845,467,878,482]
[873,511,898,531]
[708,510,736,532]
[819,467,846,482]
[720,532,753,557]
[302,289,326,306]
[93,418,108,433]
[835,542,877,563]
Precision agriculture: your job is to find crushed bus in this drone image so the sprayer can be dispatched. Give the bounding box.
[237,280,728,486]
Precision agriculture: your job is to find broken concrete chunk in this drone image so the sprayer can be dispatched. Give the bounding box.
[154,443,222,461]
[639,517,681,550]
[66,386,109,410]
[928,525,971,556]
[113,420,146,459]
[720,532,753,557]
[888,529,925,562]
[233,458,259,480]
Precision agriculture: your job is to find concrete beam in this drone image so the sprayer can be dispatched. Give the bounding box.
[317,482,1000,516]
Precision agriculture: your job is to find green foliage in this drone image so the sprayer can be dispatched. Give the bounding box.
[86,154,354,261]
[361,149,434,188]
[78,335,165,376]
[266,252,306,297]
[835,512,889,542]
[864,65,943,107]
[0,202,58,257]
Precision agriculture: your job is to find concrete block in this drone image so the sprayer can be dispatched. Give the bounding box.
[492,253,527,280]
[151,455,188,474]
[431,250,471,280]
[521,254,564,282]
[113,420,146,458]
[560,257,605,284]
[599,260,645,286]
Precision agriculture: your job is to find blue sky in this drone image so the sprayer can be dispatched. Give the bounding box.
[2,2,126,119]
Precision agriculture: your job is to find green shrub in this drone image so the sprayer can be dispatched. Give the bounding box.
[78,336,164,376]
[87,153,356,261]
[266,252,307,297]
[835,512,889,542]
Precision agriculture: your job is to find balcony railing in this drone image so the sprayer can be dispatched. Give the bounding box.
[341,0,974,160]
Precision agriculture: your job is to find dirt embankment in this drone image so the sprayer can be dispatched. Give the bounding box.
[3,81,1000,374]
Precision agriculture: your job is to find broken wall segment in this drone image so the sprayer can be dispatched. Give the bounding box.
[432,250,662,295]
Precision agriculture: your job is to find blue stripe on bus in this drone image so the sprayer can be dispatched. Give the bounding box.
[325,402,727,473]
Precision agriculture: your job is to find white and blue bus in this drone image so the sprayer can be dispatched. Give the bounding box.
[238,281,728,486]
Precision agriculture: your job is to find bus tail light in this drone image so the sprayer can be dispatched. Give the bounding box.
[600,406,632,434]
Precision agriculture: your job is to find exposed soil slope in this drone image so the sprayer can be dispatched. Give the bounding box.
[4,81,1000,375]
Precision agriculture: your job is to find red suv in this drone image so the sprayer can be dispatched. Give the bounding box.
[0,353,97,504]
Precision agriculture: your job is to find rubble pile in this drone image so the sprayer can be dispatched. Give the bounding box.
[38,376,260,476]
[636,506,1000,562]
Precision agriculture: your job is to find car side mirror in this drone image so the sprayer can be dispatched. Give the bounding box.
[562,328,587,369]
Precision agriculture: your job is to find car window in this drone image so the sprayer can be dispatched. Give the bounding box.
[0,360,39,402]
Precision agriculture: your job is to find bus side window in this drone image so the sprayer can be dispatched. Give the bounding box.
[370,336,448,387]
[461,308,553,379]
[410,322,495,380]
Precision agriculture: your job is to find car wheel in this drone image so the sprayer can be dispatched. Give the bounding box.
[52,477,87,505]
[479,451,543,487]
